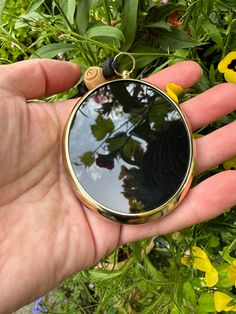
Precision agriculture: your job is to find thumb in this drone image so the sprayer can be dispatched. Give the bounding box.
[0,59,81,99]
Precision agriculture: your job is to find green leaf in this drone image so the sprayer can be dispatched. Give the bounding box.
[86,26,125,43]
[76,0,96,35]
[140,298,163,314]
[197,293,215,313]
[57,0,76,24]
[120,0,139,51]
[217,264,234,288]
[89,269,123,282]
[0,0,6,22]
[147,3,181,21]
[208,235,220,248]
[183,282,196,304]
[91,116,114,141]
[223,157,236,170]
[227,298,236,307]
[145,20,171,31]
[131,43,162,69]
[80,152,95,167]
[159,29,203,51]
[31,43,78,58]
[201,20,223,47]
[170,305,180,314]
[15,12,42,29]
[145,258,165,282]
[169,49,190,66]
[27,0,46,14]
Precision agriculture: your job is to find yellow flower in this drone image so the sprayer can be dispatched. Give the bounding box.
[218,51,236,83]
[166,83,184,104]
[181,247,218,287]
[192,246,218,287]
[214,291,236,312]
[228,260,236,287]
[181,249,191,266]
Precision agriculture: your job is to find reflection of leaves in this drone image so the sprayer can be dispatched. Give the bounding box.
[148,99,171,133]
[80,151,95,167]
[107,134,145,166]
[91,115,114,141]
[119,165,147,212]
[123,139,143,162]
[96,154,114,170]
[106,134,127,151]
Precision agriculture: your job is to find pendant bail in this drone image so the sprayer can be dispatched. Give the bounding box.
[113,52,136,79]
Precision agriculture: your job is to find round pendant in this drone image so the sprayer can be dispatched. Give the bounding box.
[63,79,194,224]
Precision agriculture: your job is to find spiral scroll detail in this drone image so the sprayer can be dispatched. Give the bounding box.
[84,66,108,90]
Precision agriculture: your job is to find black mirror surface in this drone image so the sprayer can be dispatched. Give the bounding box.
[68,80,192,216]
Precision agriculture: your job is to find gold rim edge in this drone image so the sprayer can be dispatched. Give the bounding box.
[62,79,195,224]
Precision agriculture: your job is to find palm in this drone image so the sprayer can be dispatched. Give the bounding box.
[0,59,235,313]
[0,96,122,309]
[0,97,119,304]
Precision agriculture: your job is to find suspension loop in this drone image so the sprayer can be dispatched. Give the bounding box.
[113,52,136,79]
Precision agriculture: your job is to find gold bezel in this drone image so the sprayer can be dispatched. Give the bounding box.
[62,79,195,224]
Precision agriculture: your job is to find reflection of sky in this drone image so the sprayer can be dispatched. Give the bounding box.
[69,99,98,159]
[69,93,138,213]
[76,158,132,212]
[165,110,181,122]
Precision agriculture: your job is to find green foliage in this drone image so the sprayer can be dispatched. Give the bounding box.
[1,0,236,313]
[0,0,7,22]
[120,0,139,51]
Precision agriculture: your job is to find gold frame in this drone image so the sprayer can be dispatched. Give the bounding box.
[62,79,195,224]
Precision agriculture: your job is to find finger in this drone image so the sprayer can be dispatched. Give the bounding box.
[195,121,236,174]
[119,170,236,244]
[0,59,81,99]
[181,83,236,130]
[145,60,203,90]
[56,61,203,128]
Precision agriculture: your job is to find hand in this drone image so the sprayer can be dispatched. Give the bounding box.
[0,59,235,313]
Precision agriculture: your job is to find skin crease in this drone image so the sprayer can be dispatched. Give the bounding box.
[0,59,235,313]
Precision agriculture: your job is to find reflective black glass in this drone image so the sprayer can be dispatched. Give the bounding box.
[68,80,191,215]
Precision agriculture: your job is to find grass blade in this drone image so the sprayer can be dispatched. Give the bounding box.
[120,0,139,51]
[0,0,6,22]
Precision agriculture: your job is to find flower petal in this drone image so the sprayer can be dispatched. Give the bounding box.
[205,266,218,287]
[224,69,236,83]
[218,51,236,73]
[214,291,236,312]
[166,83,184,96]
[224,51,236,62]
[181,255,191,266]
[192,246,211,272]
[218,60,230,73]
[228,259,236,286]
[166,87,179,103]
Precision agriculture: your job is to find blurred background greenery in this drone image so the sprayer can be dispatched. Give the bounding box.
[1,0,236,313]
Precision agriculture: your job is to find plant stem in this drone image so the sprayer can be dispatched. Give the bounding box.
[57,26,120,53]
[182,0,197,30]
